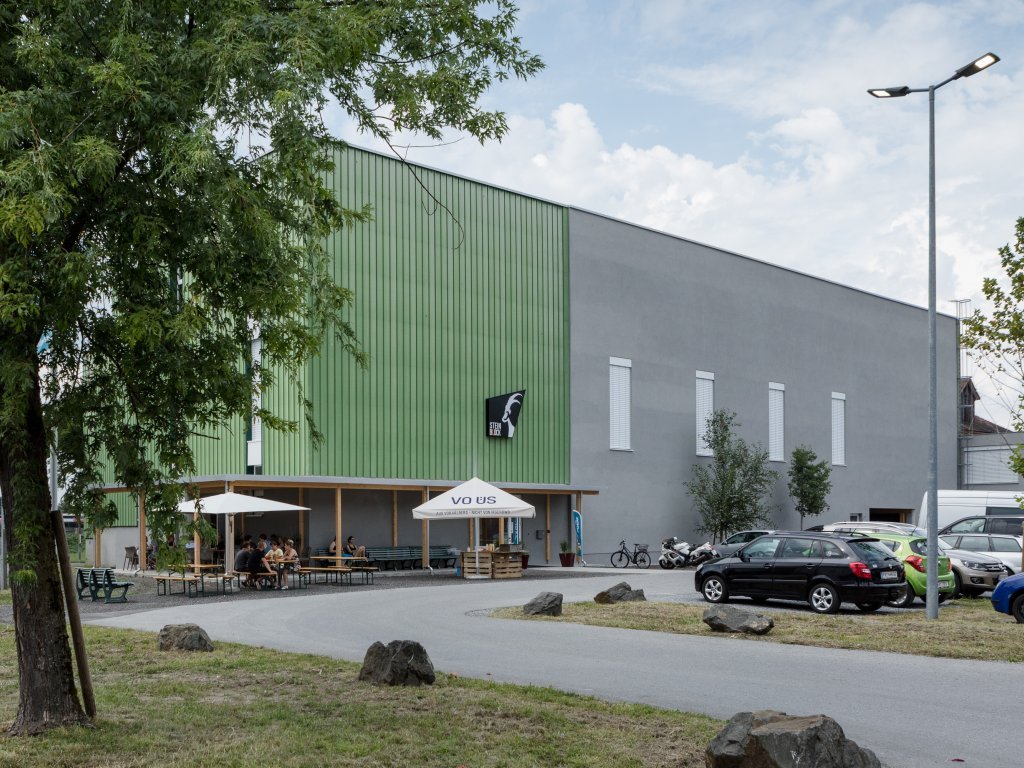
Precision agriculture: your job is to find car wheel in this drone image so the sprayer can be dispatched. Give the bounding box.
[701,575,729,604]
[808,582,840,614]
[886,584,917,609]
[1012,594,1024,624]
[856,602,883,612]
[938,592,949,604]
[952,571,963,599]
[961,588,984,598]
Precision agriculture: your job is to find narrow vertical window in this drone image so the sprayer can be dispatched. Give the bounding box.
[696,370,715,456]
[769,382,785,461]
[831,392,846,466]
[609,357,632,450]
[248,337,263,468]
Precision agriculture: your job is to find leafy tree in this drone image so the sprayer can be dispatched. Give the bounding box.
[0,0,541,734]
[787,445,832,529]
[961,216,1024,474]
[685,410,778,543]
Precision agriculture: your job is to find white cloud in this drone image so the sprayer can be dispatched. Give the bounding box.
[324,1,1024,424]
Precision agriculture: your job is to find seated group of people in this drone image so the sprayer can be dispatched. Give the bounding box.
[234,534,299,590]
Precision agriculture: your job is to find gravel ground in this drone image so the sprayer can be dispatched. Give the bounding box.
[0,565,607,625]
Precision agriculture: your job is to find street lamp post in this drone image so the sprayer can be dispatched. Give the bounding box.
[869,53,999,620]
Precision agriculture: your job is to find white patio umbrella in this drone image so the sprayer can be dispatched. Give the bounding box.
[413,477,535,578]
[178,492,309,573]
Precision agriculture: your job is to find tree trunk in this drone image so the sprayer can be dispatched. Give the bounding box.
[0,361,89,734]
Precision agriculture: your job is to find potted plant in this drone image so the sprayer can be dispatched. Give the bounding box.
[558,540,575,567]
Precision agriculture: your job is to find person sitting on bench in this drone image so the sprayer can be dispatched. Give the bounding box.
[343,535,366,558]
[247,542,275,589]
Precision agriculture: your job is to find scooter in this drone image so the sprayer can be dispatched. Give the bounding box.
[659,537,693,569]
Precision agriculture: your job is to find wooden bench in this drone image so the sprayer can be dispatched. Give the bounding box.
[299,566,352,586]
[363,545,457,570]
[364,546,417,570]
[155,572,204,598]
[75,568,134,604]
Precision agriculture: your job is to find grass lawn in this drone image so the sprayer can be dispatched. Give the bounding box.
[493,596,1023,662]
[0,623,721,768]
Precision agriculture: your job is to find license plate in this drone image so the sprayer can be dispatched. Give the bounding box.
[939,579,951,588]
[880,571,897,581]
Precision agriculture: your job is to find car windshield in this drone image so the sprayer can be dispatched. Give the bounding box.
[848,540,894,563]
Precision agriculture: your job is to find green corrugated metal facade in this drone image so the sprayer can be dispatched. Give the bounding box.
[295,147,570,483]
[100,146,570,492]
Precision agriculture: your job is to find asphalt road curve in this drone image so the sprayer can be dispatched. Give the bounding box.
[92,569,1022,767]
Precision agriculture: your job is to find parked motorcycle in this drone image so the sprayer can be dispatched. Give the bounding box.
[687,541,718,566]
[659,537,694,569]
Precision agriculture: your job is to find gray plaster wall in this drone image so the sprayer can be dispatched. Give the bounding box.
[568,208,958,558]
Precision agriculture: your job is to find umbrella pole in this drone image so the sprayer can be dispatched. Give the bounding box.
[474,518,479,577]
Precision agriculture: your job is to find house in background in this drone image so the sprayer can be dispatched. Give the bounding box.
[959,376,1024,492]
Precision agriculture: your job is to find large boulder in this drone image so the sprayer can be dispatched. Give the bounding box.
[702,605,774,635]
[358,640,436,686]
[158,623,214,652]
[594,581,647,604]
[523,591,563,616]
[706,710,882,768]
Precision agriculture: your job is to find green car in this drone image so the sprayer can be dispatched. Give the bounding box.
[868,533,955,607]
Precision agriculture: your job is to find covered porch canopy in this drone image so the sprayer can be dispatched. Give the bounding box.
[178,492,309,573]
[103,475,596,570]
[413,477,536,577]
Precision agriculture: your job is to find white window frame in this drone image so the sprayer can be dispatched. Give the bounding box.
[831,392,846,466]
[248,337,263,468]
[769,382,785,462]
[609,357,632,451]
[696,371,715,456]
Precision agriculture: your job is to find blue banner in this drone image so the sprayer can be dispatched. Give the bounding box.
[572,509,582,556]
[510,517,520,545]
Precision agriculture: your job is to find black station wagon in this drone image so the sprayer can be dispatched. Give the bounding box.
[694,532,906,614]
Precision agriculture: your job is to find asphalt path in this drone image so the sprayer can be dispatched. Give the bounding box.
[90,568,1021,767]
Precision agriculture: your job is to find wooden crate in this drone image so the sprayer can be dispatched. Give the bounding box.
[461,551,492,578]
[490,552,523,579]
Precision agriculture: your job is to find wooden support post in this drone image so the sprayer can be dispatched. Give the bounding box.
[392,491,398,546]
[545,495,551,562]
[467,519,473,549]
[93,527,101,567]
[138,491,147,571]
[192,507,201,576]
[422,519,429,569]
[421,490,428,568]
[498,517,505,544]
[298,488,306,553]
[52,509,96,718]
[335,487,342,553]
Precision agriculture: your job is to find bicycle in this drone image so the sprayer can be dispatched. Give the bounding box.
[611,540,651,568]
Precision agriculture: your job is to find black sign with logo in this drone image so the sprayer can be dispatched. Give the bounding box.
[486,390,525,438]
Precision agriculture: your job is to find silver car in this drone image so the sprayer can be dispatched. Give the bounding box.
[939,533,1023,576]
[714,530,778,559]
[938,540,1005,596]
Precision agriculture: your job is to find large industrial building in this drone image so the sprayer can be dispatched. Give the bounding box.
[96,145,959,567]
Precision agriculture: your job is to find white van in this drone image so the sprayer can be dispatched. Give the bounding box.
[916,490,1023,531]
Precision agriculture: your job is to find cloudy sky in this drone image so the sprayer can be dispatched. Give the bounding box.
[331,0,1024,424]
